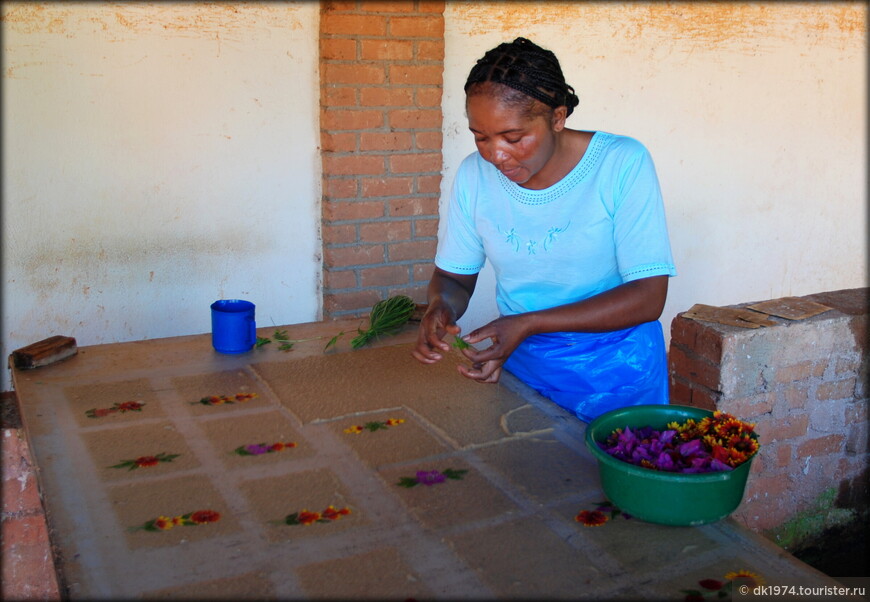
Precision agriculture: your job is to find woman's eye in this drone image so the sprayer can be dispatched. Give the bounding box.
[505,137,522,144]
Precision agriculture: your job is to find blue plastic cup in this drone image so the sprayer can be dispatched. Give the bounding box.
[211,300,256,354]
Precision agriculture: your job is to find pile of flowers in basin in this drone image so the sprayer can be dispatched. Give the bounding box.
[598,410,759,473]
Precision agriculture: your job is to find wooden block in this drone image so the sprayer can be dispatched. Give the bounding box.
[11,336,78,369]
[746,297,832,320]
[682,304,778,329]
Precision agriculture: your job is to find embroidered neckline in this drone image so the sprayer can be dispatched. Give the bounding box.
[497,131,609,206]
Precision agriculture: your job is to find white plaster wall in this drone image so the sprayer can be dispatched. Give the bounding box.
[442,3,867,339]
[2,3,321,390]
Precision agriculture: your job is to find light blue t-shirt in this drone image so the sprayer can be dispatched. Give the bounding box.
[435,132,676,316]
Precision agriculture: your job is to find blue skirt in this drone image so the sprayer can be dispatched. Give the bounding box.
[504,320,668,423]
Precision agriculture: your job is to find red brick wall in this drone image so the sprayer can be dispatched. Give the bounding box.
[669,288,869,532]
[320,1,444,318]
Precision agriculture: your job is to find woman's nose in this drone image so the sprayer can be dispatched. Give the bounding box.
[489,146,509,164]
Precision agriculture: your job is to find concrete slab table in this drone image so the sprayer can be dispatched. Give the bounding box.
[10,319,849,600]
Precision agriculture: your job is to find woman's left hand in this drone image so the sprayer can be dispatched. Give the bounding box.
[455,315,530,383]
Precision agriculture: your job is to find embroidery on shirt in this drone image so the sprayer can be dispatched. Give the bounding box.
[502,227,520,252]
[499,222,571,255]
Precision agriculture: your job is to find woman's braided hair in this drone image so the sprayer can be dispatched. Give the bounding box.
[464,37,579,117]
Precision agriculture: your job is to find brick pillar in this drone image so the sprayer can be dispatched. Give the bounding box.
[319,1,444,318]
[668,288,869,532]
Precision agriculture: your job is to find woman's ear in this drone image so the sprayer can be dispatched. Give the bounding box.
[551,106,568,131]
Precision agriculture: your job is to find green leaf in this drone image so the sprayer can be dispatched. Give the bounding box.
[255,336,271,348]
[324,332,344,351]
[363,421,388,432]
[284,512,300,525]
[278,342,294,351]
[397,477,420,488]
[442,468,468,481]
[274,329,290,341]
[452,335,471,350]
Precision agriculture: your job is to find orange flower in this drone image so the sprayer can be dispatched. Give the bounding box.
[730,434,759,457]
[189,509,221,524]
[153,516,174,530]
[344,425,363,434]
[271,442,286,452]
[234,392,257,401]
[385,418,405,427]
[286,442,297,448]
[134,456,160,468]
[171,516,185,526]
[725,570,765,587]
[713,416,751,440]
[297,510,321,526]
[575,510,608,527]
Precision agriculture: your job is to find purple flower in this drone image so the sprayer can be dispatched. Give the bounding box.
[245,444,270,455]
[655,451,677,471]
[415,470,446,486]
[709,458,733,472]
[679,439,705,458]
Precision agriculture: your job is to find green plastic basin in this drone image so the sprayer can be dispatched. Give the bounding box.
[584,404,757,527]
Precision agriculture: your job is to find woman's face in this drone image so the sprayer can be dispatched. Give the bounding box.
[466,93,564,188]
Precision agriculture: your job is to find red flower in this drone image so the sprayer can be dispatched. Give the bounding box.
[575,510,608,527]
[92,408,113,417]
[189,509,221,524]
[297,511,321,526]
[153,516,173,530]
[321,505,351,521]
[134,456,159,468]
[271,442,286,452]
[698,579,724,590]
[117,401,144,412]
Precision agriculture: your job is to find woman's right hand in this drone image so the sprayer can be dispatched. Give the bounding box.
[411,301,461,364]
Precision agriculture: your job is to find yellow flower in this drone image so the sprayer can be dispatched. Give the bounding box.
[344,425,363,434]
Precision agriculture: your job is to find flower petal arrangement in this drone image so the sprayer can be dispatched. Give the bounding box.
[85,400,145,418]
[574,501,632,527]
[681,570,765,601]
[284,505,351,526]
[194,392,258,406]
[109,452,180,470]
[131,509,221,532]
[598,411,758,474]
[343,418,405,434]
[397,468,468,488]
[233,441,297,456]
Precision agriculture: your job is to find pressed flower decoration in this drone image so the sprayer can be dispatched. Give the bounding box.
[131,509,221,532]
[233,441,297,456]
[397,468,468,488]
[681,570,765,600]
[109,452,180,470]
[599,411,758,474]
[344,418,405,434]
[85,400,145,418]
[193,392,258,406]
[283,505,351,526]
[575,501,632,526]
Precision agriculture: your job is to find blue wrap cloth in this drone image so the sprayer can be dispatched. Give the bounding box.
[503,320,669,423]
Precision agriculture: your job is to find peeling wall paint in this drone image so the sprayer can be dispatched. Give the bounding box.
[1,2,321,390]
[442,2,867,338]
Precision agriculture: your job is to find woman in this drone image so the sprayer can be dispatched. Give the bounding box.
[411,38,676,422]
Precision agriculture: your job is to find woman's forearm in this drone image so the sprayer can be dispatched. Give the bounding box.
[427,267,478,323]
[516,275,669,338]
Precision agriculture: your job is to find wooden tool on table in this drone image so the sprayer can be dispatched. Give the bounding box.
[11,335,78,369]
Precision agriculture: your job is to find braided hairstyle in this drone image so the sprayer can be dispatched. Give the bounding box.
[465,37,579,119]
